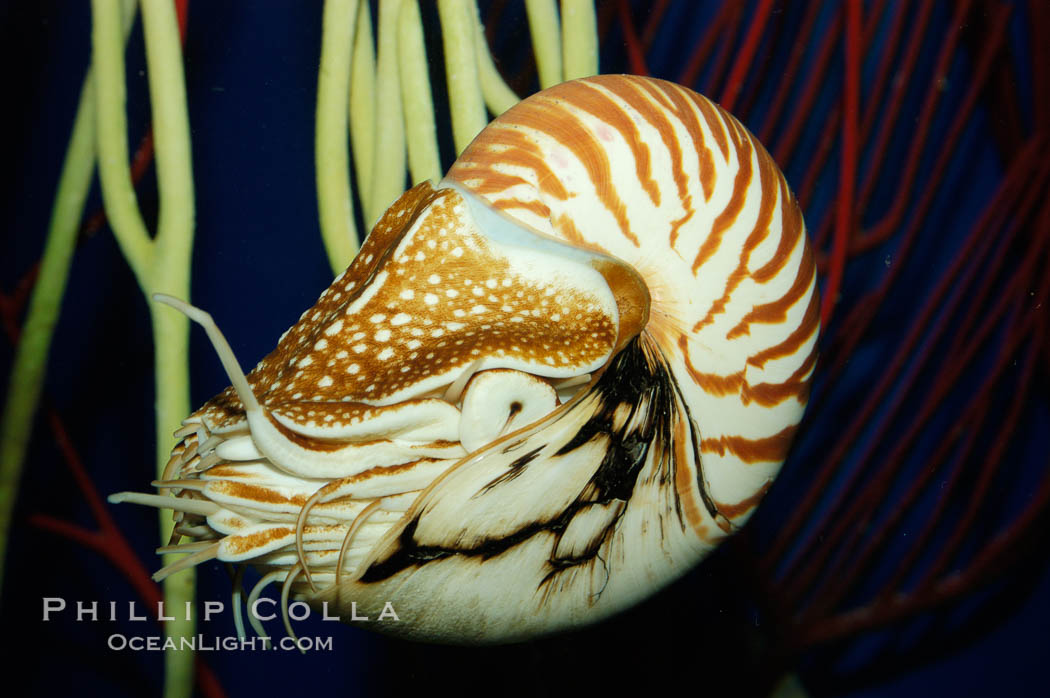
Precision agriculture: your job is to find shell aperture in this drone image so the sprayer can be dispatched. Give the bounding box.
[113,75,817,644]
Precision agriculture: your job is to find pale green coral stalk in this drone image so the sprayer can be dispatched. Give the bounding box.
[94,0,197,696]
[93,0,153,283]
[316,0,361,274]
[399,0,441,183]
[560,0,598,80]
[138,0,197,690]
[349,0,376,210]
[468,1,520,116]
[526,0,562,88]
[438,0,488,155]
[0,0,136,607]
[0,55,101,604]
[368,0,408,227]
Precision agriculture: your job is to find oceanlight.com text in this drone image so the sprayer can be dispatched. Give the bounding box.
[107,633,334,652]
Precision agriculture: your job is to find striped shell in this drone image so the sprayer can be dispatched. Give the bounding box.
[120,74,817,644]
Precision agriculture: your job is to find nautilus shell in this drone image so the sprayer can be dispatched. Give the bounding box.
[114,74,817,644]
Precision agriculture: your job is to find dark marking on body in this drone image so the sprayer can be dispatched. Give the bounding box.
[479,446,544,494]
[358,338,724,584]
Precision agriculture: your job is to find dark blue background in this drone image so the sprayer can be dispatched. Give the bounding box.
[2,1,1046,696]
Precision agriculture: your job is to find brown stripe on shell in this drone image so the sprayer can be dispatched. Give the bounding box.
[748,288,820,369]
[448,167,533,199]
[644,81,720,204]
[497,91,640,247]
[700,424,799,464]
[640,82,700,245]
[714,480,773,520]
[557,80,661,207]
[691,116,753,274]
[591,77,687,199]
[727,239,815,340]
[634,80,718,251]
[688,90,730,162]
[741,344,817,407]
[752,175,805,283]
[554,213,611,256]
[598,76,697,247]
[450,127,571,202]
[668,203,697,250]
[678,328,814,409]
[698,138,717,203]
[494,197,552,219]
[635,78,716,202]
[693,140,776,331]
[625,73,677,112]
[677,333,745,396]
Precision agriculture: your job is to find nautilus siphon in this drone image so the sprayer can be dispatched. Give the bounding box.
[112,74,818,644]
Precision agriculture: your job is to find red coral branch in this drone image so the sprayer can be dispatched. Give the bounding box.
[677,2,735,88]
[618,0,648,76]
[720,0,775,112]
[820,0,861,326]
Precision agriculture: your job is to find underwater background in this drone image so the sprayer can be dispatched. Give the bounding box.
[2,1,1047,696]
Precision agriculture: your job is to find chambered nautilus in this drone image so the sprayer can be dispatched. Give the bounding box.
[113,74,817,644]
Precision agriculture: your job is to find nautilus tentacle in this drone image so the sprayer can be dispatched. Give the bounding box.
[112,75,816,644]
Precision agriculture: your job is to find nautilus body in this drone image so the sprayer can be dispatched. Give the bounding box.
[114,75,817,644]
